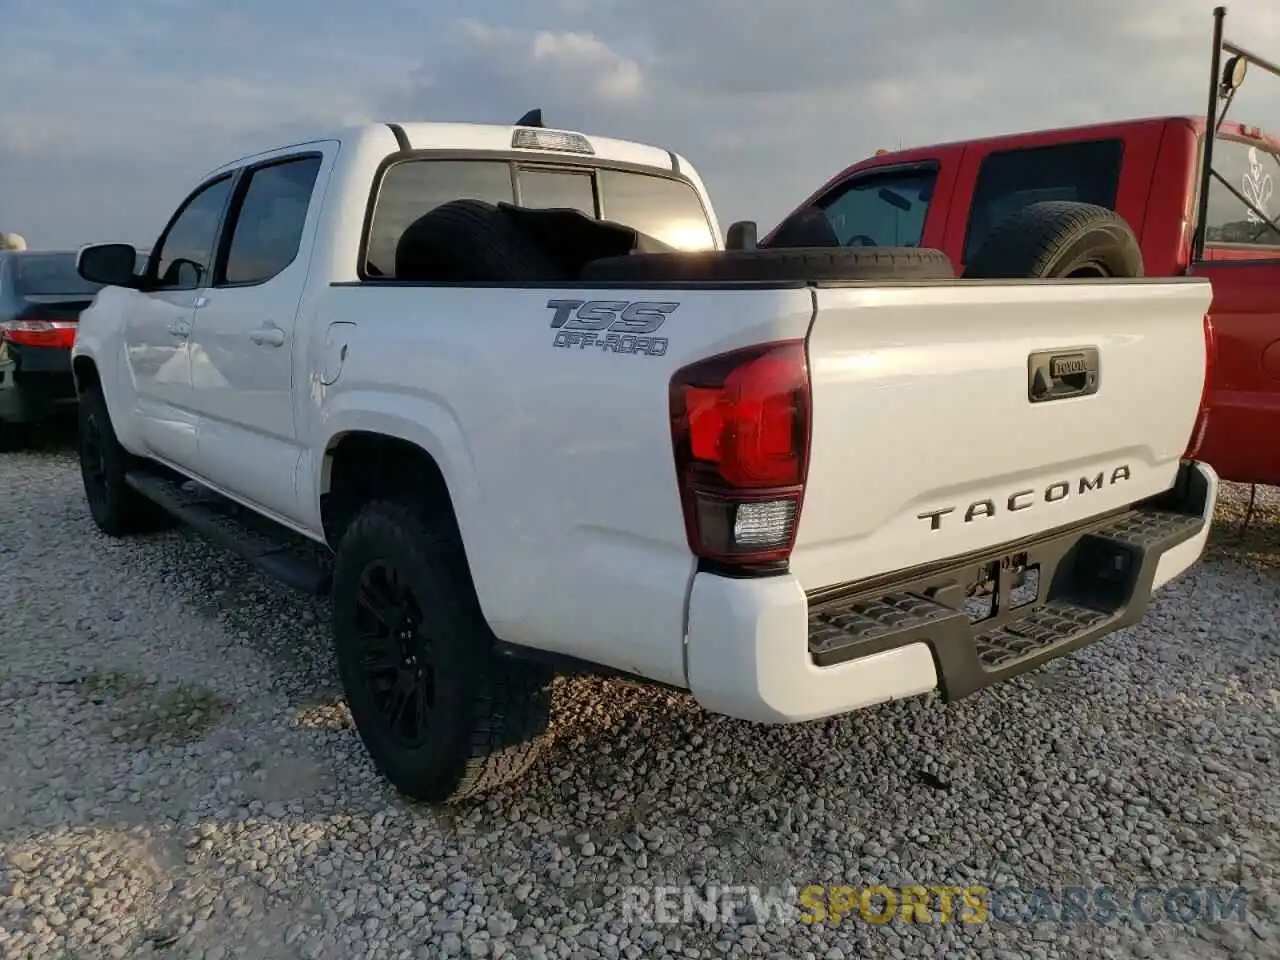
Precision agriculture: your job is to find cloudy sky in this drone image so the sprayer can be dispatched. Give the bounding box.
[2,0,1278,248]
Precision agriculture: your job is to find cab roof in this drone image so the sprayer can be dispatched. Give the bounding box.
[207,121,687,182]
[846,115,1276,172]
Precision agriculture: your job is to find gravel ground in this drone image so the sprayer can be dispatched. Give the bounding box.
[1,428,1278,960]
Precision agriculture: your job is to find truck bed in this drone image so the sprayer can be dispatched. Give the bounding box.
[313,274,1212,691]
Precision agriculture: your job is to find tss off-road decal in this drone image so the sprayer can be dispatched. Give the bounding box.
[547,299,678,356]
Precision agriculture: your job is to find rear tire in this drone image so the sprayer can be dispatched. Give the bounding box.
[77,385,172,536]
[963,201,1143,279]
[331,499,553,803]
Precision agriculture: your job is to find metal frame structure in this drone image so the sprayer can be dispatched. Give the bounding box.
[1193,6,1280,260]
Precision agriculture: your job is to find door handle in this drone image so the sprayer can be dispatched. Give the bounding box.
[168,319,190,338]
[1027,347,1100,403]
[249,324,286,348]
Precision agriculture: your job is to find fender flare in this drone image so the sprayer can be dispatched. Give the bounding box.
[312,393,508,618]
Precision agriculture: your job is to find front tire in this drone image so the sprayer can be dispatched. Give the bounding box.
[77,385,171,536]
[331,499,553,803]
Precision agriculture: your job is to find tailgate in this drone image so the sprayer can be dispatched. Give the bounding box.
[791,278,1213,592]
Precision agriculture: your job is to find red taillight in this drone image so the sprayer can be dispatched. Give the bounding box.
[1185,312,1216,458]
[0,316,78,349]
[669,340,811,566]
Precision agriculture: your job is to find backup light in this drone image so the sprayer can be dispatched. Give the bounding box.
[511,127,594,154]
[732,499,798,546]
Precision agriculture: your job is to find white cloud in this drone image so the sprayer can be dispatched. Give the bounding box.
[0,1,399,245]
[530,31,644,101]
[0,46,376,165]
[413,20,644,116]
[395,0,1280,230]
[4,0,1280,246]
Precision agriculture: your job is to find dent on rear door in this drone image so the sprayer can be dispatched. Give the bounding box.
[126,288,200,465]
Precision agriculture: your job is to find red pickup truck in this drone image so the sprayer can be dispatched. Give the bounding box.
[767,7,1280,488]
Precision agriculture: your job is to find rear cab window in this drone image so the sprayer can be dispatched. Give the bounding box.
[962,139,1124,262]
[519,168,596,216]
[365,161,514,277]
[364,157,716,278]
[596,170,718,252]
[1204,136,1280,250]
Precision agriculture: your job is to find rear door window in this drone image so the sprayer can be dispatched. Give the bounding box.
[963,139,1124,261]
[1204,137,1280,248]
[221,155,323,285]
[815,168,937,248]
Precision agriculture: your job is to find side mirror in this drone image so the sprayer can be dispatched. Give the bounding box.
[726,220,758,250]
[77,243,139,287]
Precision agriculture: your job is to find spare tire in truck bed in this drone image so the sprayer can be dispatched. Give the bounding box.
[393,199,673,282]
[394,199,569,282]
[578,247,955,283]
[963,201,1143,279]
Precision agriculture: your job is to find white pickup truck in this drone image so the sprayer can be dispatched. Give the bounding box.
[71,117,1218,803]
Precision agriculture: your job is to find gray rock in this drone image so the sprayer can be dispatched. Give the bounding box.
[1,454,1277,960]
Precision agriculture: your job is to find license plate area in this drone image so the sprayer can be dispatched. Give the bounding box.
[807,466,1212,691]
[962,552,1041,623]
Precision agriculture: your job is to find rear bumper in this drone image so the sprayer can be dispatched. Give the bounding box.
[0,344,76,422]
[685,460,1218,724]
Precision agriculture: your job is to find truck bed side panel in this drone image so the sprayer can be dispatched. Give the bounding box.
[310,283,815,685]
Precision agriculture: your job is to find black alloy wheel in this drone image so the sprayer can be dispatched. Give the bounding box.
[354,559,438,747]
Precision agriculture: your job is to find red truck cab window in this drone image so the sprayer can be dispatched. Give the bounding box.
[961,139,1125,265]
[814,165,938,248]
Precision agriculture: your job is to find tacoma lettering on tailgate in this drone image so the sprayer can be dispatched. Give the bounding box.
[916,466,1132,531]
[546,299,676,356]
